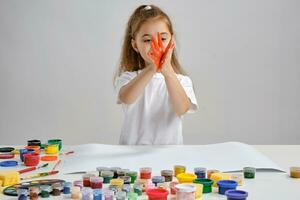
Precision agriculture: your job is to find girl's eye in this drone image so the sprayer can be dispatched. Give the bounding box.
[143,39,151,43]
[162,38,167,41]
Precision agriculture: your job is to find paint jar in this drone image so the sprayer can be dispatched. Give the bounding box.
[176,173,197,183]
[231,174,244,186]
[104,190,114,200]
[192,182,203,199]
[207,169,220,179]
[83,173,96,187]
[210,172,232,187]
[110,178,124,191]
[140,167,152,179]
[116,191,126,200]
[24,146,41,154]
[133,183,143,196]
[87,170,100,177]
[23,153,40,166]
[170,182,178,195]
[19,149,35,162]
[128,192,138,200]
[122,184,131,194]
[29,186,39,200]
[290,167,300,178]
[146,188,169,200]
[135,178,149,192]
[118,176,131,184]
[152,176,165,186]
[243,167,256,179]
[194,167,206,179]
[161,170,173,182]
[17,188,28,200]
[193,178,214,193]
[126,171,138,183]
[175,184,196,200]
[52,182,62,196]
[109,185,119,194]
[45,144,59,154]
[225,189,248,200]
[73,180,83,189]
[110,167,121,178]
[101,171,114,184]
[71,186,82,199]
[90,176,103,189]
[174,165,186,177]
[217,180,238,195]
[93,189,102,200]
[63,182,71,198]
[40,185,51,198]
[27,140,41,147]
[97,166,110,176]
[48,139,62,151]
[117,169,129,177]
[82,187,93,200]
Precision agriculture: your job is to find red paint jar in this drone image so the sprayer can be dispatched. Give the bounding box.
[82,174,95,187]
[90,177,103,189]
[24,153,40,166]
[140,167,152,179]
[146,188,168,200]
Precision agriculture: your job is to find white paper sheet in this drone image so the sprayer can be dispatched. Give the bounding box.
[62,142,283,174]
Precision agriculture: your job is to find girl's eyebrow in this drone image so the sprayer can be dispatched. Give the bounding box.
[142,32,169,37]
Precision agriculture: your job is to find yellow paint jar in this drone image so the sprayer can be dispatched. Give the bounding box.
[210,172,231,187]
[45,144,59,154]
[174,165,186,177]
[176,173,197,183]
[110,178,124,191]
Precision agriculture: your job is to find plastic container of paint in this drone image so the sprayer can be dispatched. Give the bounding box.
[82,173,96,187]
[27,140,41,147]
[217,180,238,195]
[97,166,110,176]
[90,176,103,189]
[175,184,196,200]
[101,171,114,184]
[29,186,39,200]
[82,187,93,200]
[119,175,131,184]
[161,170,173,182]
[71,186,82,199]
[152,176,165,186]
[48,139,62,151]
[17,188,28,200]
[170,182,178,195]
[45,144,59,154]
[194,167,206,179]
[146,188,169,200]
[176,173,197,183]
[116,191,126,200]
[243,167,256,179]
[225,189,248,200]
[104,190,114,200]
[207,169,220,179]
[140,167,152,179]
[290,167,300,178]
[40,185,51,198]
[24,146,41,154]
[210,172,232,187]
[110,178,124,191]
[117,169,129,177]
[109,185,119,194]
[128,192,138,200]
[193,178,214,193]
[19,149,35,162]
[63,182,71,195]
[126,171,138,183]
[110,167,122,178]
[133,183,143,196]
[23,153,40,166]
[93,189,102,200]
[73,180,83,189]
[122,184,131,194]
[174,165,186,177]
[52,182,62,196]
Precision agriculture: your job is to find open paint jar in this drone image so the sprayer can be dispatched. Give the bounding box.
[174,165,186,177]
[193,178,214,193]
[225,189,248,200]
[194,167,206,179]
[140,167,152,179]
[176,173,197,183]
[217,180,238,195]
[101,171,114,184]
[243,167,256,179]
[126,171,138,183]
[175,184,196,200]
[161,170,173,182]
[146,188,169,200]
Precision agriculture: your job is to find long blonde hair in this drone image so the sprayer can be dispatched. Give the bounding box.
[115,5,186,81]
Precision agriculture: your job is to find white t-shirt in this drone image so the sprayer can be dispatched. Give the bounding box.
[115,70,198,145]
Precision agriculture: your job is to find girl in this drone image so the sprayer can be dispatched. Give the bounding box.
[115,5,198,145]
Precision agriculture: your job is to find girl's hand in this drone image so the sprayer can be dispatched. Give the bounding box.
[147,32,164,70]
[159,38,175,76]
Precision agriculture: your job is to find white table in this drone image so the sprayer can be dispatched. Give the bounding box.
[0,145,300,200]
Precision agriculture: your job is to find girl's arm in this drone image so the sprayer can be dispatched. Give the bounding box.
[119,65,156,104]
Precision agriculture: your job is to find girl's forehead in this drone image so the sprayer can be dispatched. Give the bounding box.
[137,19,170,37]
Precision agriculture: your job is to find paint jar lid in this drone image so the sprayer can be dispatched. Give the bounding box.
[96,166,110,172]
[225,189,248,199]
[101,170,114,177]
[110,178,124,185]
[174,165,186,169]
[175,184,196,193]
[117,169,129,174]
[140,167,152,172]
[161,170,173,176]
[146,188,169,198]
[243,167,256,172]
[176,173,197,182]
[0,160,18,167]
[0,147,15,153]
[63,182,72,188]
[109,167,121,172]
[194,167,207,173]
[126,171,138,176]
[193,178,214,186]
[90,176,103,183]
[152,176,165,183]
[217,180,238,188]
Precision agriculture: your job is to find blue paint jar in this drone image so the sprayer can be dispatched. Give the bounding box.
[63,182,72,194]
[194,167,206,179]
[225,189,248,200]
[217,180,238,195]
[151,176,165,186]
[93,189,102,200]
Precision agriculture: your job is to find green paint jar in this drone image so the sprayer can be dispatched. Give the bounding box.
[48,139,62,151]
[126,171,138,183]
[193,178,214,193]
[243,167,256,179]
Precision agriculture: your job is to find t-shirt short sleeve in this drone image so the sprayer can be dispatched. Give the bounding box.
[115,71,137,104]
[179,75,199,113]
